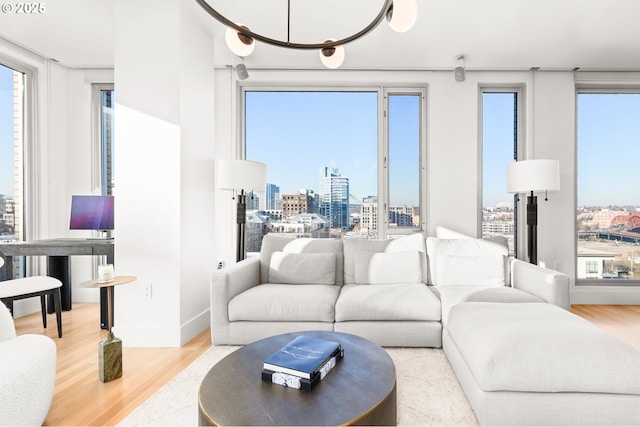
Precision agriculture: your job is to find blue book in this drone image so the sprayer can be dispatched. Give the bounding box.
[263,335,341,379]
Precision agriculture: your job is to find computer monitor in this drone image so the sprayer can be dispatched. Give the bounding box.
[69,195,114,231]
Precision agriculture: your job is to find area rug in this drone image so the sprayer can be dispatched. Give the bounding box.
[117,345,478,426]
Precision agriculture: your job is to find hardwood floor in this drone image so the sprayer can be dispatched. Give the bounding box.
[11,303,640,425]
[571,304,640,351]
[13,303,211,426]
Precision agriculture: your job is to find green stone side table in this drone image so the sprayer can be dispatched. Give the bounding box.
[80,275,136,382]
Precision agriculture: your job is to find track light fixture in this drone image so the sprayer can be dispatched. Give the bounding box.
[454,55,465,82]
[195,0,418,69]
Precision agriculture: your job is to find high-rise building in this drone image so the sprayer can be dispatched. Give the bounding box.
[319,166,350,230]
[360,196,378,235]
[281,191,309,218]
[263,183,280,211]
[281,189,320,218]
[245,191,260,210]
[389,206,415,227]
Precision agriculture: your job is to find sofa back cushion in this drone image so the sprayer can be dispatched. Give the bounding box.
[343,233,427,285]
[269,252,336,285]
[260,234,344,285]
[426,236,508,287]
[353,251,423,285]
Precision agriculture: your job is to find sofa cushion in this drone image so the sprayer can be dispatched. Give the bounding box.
[229,284,340,322]
[426,237,508,286]
[269,252,336,285]
[432,285,544,325]
[260,235,344,286]
[446,302,640,394]
[435,254,505,287]
[335,283,441,321]
[260,234,296,283]
[343,233,427,284]
[353,251,422,285]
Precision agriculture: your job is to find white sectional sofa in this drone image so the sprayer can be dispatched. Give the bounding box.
[210,233,640,425]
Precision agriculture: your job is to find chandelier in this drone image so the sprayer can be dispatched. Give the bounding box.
[195,0,418,68]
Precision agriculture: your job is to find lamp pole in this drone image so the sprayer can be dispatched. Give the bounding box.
[526,191,538,265]
[236,190,247,262]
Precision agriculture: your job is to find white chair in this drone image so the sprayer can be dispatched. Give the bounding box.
[0,257,63,338]
[0,300,57,426]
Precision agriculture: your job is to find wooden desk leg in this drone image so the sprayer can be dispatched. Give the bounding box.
[47,256,71,311]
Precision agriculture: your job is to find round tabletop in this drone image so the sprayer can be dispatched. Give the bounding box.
[79,275,137,288]
[198,331,397,426]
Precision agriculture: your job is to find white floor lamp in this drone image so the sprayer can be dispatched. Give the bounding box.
[507,159,560,265]
[217,159,267,262]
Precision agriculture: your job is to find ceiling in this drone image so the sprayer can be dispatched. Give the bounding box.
[1,0,640,71]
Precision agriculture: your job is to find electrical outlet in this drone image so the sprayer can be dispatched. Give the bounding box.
[217,260,225,270]
[143,283,153,300]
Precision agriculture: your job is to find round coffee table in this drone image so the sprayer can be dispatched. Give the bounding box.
[198,331,397,426]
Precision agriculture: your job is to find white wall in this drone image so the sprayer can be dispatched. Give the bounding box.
[111,0,216,346]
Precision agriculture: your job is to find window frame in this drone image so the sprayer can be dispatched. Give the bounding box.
[0,58,36,277]
[479,86,525,257]
[91,83,115,197]
[240,86,427,241]
[382,88,427,236]
[575,86,640,286]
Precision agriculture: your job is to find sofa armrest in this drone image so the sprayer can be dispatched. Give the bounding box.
[510,258,570,310]
[210,256,261,344]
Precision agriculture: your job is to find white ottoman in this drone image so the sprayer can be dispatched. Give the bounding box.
[443,302,640,426]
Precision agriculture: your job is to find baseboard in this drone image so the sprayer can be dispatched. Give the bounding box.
[571,286,640,304]
[179,308,210,346]
[114,308,210,347]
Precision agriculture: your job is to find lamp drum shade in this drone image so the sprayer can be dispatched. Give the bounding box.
[507,159,560,193]
[216,159,267,192]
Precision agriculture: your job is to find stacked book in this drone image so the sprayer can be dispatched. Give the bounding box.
[261,335,344,391]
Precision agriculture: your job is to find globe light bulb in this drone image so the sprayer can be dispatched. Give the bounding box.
[319,40,345,69]
[387,0,417,33]
[225,23,255,57]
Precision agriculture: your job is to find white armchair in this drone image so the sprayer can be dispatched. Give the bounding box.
[0,301,57,426]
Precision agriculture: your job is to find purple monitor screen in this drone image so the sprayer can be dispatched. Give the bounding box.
[69,195,114,230]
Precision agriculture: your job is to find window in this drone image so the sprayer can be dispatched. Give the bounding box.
[243,89,425,252]
[93,84,115,197]
[387,93,422,232]
[585,260,599,274]
[0,63,25,277]
[481,90,520,255]
[577,91,640,284]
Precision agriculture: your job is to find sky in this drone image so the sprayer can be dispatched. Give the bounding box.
[1,64,639,208]
[0,64,14,197]
[245,90,507,207]
[577,93,640,207]
[482,92,517,207]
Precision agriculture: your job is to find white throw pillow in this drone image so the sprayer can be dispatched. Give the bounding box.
[343,233,427,284]
[353,251,423,285]
[426,236,508,286]
[268,252,336,285]
[435,254,506,287]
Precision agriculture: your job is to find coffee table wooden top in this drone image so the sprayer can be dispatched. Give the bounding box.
[198,331,397,426]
